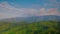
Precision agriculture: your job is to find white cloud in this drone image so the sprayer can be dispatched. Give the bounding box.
[0,2,60,19]
[36,8,60,16]
[0,2,38,19]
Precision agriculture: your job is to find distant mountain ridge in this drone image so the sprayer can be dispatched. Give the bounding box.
[0,15,60,23]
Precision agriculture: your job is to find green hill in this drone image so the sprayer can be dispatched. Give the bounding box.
[0,21,60,34]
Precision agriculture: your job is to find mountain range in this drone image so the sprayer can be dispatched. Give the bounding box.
[0,15,60,23]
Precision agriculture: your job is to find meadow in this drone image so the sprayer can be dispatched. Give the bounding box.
[0,21,60,34]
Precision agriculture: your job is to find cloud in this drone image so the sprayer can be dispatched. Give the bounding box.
[44,0,60,8]
[0,2,60,19]
[49,0,57,3]
[0,2,38,19]
[46,8,58,15]
[36,8,60,16]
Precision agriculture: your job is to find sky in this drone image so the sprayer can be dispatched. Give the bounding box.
[0,0,60,19]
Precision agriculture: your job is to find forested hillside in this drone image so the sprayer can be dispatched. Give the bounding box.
[0,21,60,34]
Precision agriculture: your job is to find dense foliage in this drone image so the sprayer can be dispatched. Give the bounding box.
[0,21,60,34]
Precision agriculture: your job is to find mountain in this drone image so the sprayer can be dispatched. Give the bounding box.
[0,15,60,23]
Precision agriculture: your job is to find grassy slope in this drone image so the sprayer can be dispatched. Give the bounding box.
[0,21,60,34]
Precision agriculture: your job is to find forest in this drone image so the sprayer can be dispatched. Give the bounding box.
[0,21,60,34]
